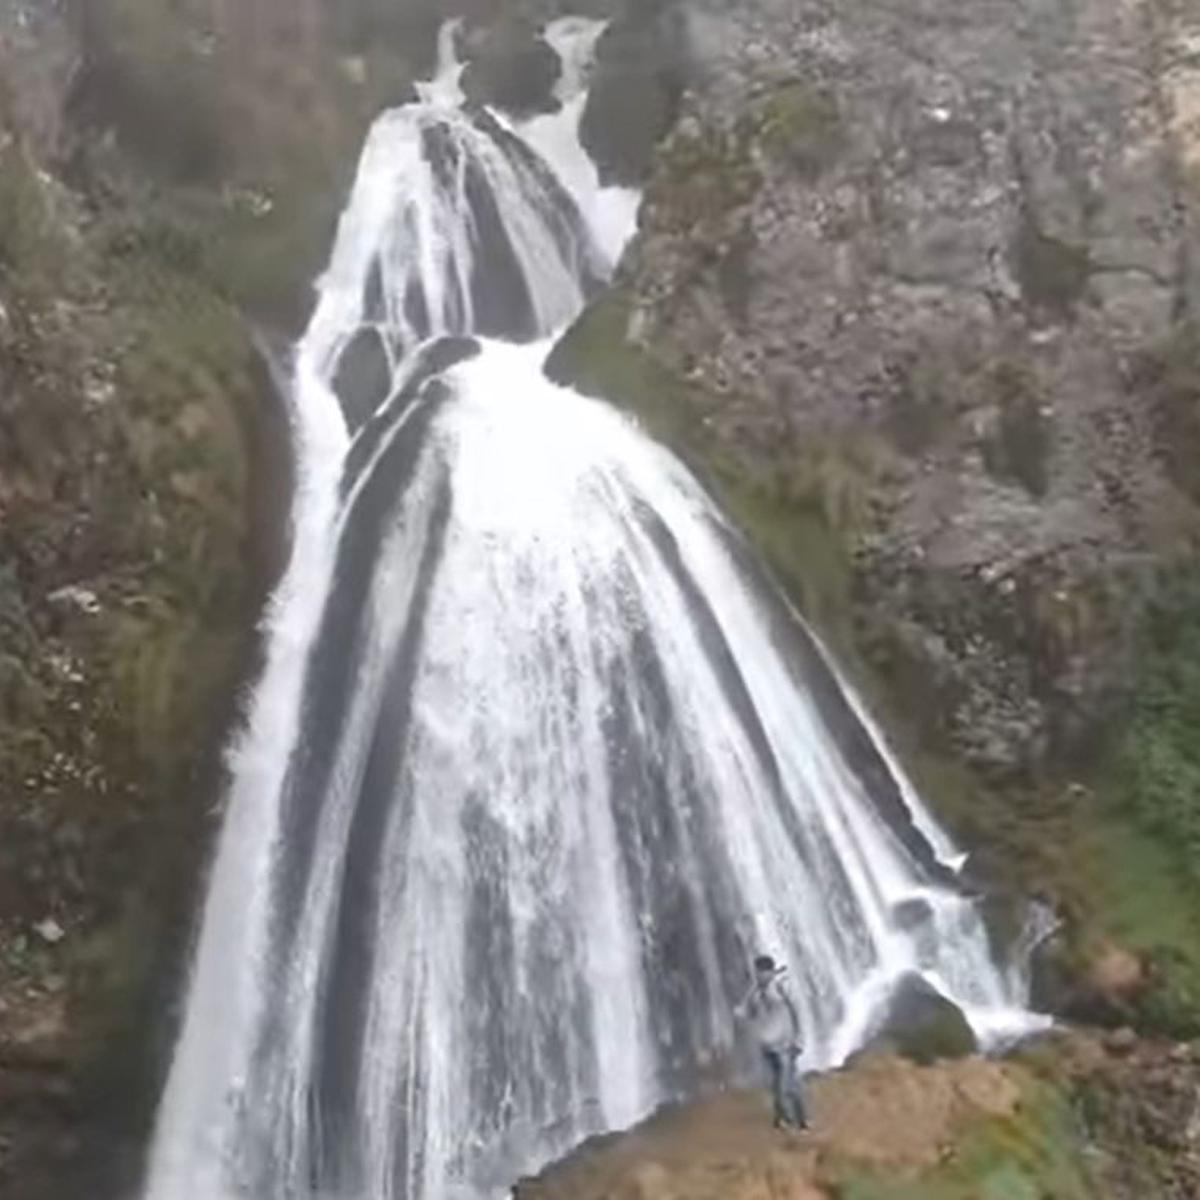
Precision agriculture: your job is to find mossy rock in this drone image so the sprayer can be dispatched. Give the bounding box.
[754,81,845,179]
[461,24,561,118]
[867,974,978,1066]
[580,8,685,186]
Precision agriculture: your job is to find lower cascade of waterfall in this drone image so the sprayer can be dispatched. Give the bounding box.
[143,20,1046,1200]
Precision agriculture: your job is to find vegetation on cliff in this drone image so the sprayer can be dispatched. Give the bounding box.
[0,3,338,1189]
[0,107,275,1193]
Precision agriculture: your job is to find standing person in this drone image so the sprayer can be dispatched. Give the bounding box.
[736,953,809,1130]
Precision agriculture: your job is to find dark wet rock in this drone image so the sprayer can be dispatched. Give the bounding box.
[869,973,978,1064]
[892,897,935,934]
[333,327,393,432]
[461,20,562,117]
[342,336,480,491]
[579,5,687,185]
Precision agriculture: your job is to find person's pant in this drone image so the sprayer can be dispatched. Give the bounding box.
[763,1047,807,1128]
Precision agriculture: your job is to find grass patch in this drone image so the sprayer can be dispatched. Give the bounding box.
[830,1079,1094,1200]
[1073,813,1200,1037]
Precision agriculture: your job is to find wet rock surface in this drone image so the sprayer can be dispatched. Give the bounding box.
[863,974,978,1065]
[460,20,563,116]
[333,326,393,431]
[579,4,687,185]
[551,0,1200,1080]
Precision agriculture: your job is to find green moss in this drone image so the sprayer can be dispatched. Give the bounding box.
[651,124,762,227]
[754,82,845,178]
[830,1078,1095,1200]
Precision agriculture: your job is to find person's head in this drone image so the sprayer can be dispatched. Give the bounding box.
[753,954,776,984]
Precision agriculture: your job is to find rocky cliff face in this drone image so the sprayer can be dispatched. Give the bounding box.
[554,0,1200,1041]
[573,0,1200,776]
[0,6,282,1196]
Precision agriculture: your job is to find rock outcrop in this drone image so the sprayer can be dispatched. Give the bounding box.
[577,0,1200,777]
[553,0,1200,1039]
[517,1034,1200,1200]
[864,974,978,1065]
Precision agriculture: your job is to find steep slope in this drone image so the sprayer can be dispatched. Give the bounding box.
[553,0,1200,1040]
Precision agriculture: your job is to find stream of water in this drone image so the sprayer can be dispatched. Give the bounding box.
[144,22,1042,1200]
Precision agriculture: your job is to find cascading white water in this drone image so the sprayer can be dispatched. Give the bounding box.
[144,21,1043,1200]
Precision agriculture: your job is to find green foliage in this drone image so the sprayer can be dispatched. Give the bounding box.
[1118,573,1200,885]
[831,1080,1095,1200]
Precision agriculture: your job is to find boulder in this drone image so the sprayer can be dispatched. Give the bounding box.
[869,974,978,1065]
[461,21,561,117]
[579,7,685,185]
[332,326,393,432]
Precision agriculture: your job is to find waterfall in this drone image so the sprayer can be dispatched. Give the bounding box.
[144,21,1043,1200]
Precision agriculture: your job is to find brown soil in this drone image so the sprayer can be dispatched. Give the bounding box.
[516,1054,1022,1200]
